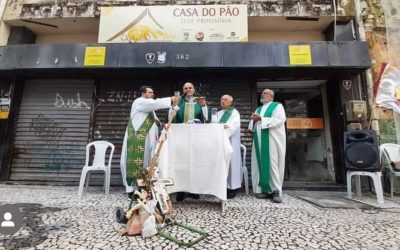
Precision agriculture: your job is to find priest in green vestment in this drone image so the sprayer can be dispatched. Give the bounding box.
[169,82,210,201]
[170,82,210,123]
[217,95,241,199]
[249,89,286,203]
[120,86,178,193]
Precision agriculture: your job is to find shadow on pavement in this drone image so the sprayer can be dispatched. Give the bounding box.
[1,203,66,249]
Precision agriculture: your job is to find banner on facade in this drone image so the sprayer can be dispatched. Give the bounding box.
[376,64,400,113]
[98,5,248,43]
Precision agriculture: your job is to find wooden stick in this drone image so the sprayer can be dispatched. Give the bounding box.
[146,109,178,190]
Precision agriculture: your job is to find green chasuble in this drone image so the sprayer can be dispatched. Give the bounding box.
[219,107,234,123]
[126,113,154,186]
[253,102,279,194]
[173,98,210,123]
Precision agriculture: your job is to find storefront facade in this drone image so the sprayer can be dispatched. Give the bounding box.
[0,41,370,187]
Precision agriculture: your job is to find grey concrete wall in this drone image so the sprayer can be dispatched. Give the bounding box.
[4,0,355,20]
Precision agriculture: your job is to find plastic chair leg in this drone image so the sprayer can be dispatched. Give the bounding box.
[103,170,107,194]
[105,169,110,195]
[372,173,384,204]
[85,172,91,192]
[347,171,352,199]
[390,174,394,198]
[78,168,88,199]
[355,175,361,197]
[242,167,249,195]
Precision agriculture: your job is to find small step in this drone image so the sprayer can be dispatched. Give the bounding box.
[283,182,346,191]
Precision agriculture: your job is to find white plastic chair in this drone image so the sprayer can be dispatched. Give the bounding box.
[241,144,249,195]
[346,171,384,204]
[380,143,400,197]
[78,141,115,199]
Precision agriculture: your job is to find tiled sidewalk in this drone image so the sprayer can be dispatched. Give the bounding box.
[0,184,400,250]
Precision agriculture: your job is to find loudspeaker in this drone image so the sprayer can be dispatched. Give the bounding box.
[344,130,380,172]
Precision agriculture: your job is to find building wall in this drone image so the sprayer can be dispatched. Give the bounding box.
[4,0,354,20]
[249,31,325,42]
[35,31,325,44]
[36,33,98,44]
[0,0,10,45]
[360,0,388,83]
[1,1,356,46]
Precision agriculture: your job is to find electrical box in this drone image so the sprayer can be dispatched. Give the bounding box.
[345,100,367,122]
[347,123,363,131]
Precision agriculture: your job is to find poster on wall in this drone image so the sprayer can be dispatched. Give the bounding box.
[0,97,10,119]
[0,85,11,119]
[288,45,312,65]
[98,5,248,43]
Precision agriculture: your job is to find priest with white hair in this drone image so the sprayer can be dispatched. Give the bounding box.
[120,86,178,194]
[217,94,242,199]
[249,89,286,203]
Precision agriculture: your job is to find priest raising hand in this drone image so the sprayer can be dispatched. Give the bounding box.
[120,85,176,194]
[170,82,211,202]
[169,82,210,124]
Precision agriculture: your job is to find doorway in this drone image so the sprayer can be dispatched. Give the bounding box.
[257,81,335,183]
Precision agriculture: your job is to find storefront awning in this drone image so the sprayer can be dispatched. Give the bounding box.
[0,42,370,71]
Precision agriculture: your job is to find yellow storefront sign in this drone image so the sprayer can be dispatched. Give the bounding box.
[286,118,324,129]
[0,98,10,119]
[0,111,8,119]
[289,45,312,65]
[84,47,106,66]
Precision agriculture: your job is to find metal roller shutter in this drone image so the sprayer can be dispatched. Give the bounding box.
[10,80,94,183]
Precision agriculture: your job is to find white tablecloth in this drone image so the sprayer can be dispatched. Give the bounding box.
[158,124,233,200]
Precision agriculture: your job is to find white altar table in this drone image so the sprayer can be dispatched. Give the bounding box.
[158,124,233,201]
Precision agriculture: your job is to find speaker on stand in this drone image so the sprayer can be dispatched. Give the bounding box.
[344,130,385,203]
[343,130,380,172]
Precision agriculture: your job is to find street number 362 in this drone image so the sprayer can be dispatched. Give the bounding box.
[176,54,190,60]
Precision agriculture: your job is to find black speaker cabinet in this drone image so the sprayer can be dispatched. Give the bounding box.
[344,130,380,172]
